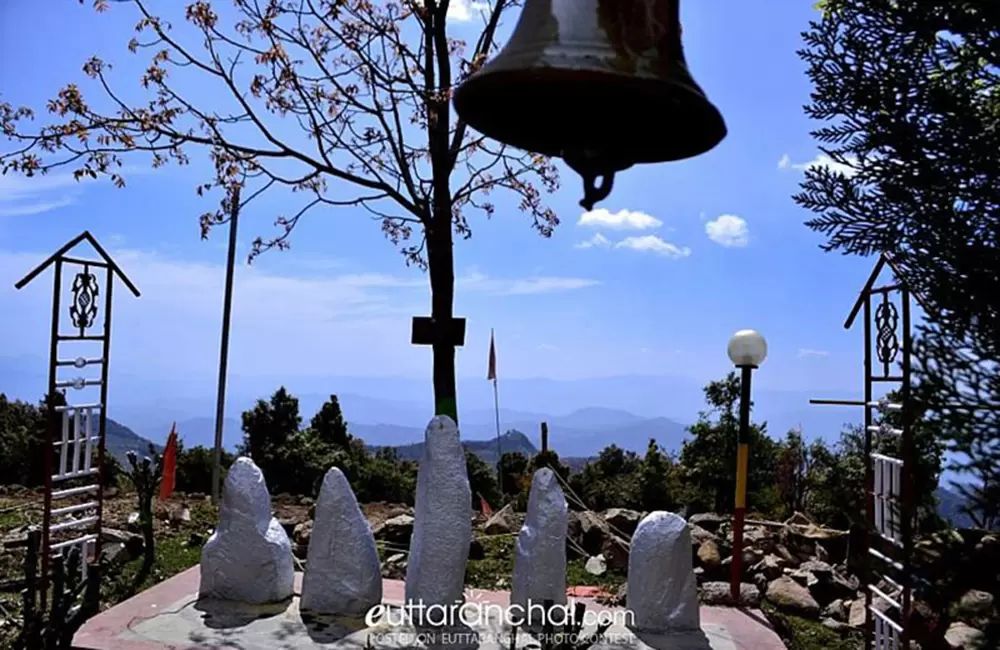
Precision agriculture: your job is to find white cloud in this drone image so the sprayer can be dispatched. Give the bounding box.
[705,215,749,248]
[615,235,691,259]
[779,153,858,178]
[0,247,598,379]
[797,348,831,359]
[537,343,557,351]
[454,266,599,295]
[578,208,662,231]
[0,167,152,217]
[447,0,490,22]
[574,233,612,249]
[0,173,81,217]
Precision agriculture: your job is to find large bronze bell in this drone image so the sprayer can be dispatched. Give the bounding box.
[452,0,726,210]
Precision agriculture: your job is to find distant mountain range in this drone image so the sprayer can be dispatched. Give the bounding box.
[377,430,538,467]
[100,410,981,529]
[350,407,689,458]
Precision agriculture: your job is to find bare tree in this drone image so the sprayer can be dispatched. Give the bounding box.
[0,0,560,421]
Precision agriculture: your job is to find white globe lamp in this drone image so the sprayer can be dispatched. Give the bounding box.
[727,329,767,368]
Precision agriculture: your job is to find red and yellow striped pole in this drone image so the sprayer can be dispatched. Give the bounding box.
[730,364,755,602]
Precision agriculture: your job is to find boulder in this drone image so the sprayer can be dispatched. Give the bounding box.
[372,514,415,546]
[945,622,984,650]
[628,511,700,633]
[689,513,726,532]
[697,539,722,569]
[822,599,849,622]
[765,576,820,618]
[699,582,761,608]
[573,510,613,556]
[688,524,719,547]
[848,595,892,628]
[957,589,995,619]
[750,554,785,581]
[604,508,642,536]
[483,503,517,535]
[585,555,607,575]
[300,467,382,615]
[199,457,294,604]
[292,520,312,559]
[404,416,473,613]
[601,536,630,572]
[511,469,569,618]
[783,524,848,565]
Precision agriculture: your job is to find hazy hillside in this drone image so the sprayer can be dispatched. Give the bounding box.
[105,418,159,463]
[935,487,977,528]
[374,429,538,467]
[351,407,689,458]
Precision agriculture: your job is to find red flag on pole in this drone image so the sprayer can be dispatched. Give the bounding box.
[479,494,494,516]
[487,329,497,381]
[160,423,178,501]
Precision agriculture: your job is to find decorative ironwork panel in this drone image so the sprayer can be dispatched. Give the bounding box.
[875,296,900,366]
[69,270,100,333]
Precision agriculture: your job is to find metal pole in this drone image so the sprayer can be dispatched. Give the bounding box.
[493,377,502,494]
[211,189,241,505]
[730,364,753,602]
[41,259,63,609]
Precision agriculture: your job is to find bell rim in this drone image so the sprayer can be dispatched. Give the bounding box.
[453,67,727,164]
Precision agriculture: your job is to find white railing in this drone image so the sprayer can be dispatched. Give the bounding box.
[873,453,903,546]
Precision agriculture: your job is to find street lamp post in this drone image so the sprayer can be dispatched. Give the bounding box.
[727,329,767,603]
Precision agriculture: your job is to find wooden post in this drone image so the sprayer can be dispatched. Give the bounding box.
[540,422,549,453]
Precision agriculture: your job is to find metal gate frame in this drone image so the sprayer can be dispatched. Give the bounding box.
[15,231,140,602]
[810,253,930,650]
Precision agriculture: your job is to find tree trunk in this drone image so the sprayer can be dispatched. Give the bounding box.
[426,208,458,423]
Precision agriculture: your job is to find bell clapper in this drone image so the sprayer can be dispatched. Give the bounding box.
[578,171,615,211]
[564,150,617,211]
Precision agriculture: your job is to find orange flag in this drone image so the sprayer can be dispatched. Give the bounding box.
[479,494,494,517]
[159,423,178,501]
[487,329,497,382]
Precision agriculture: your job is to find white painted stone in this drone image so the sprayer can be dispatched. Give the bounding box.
[300,467,382,615]
[199,457,294,604]
[628,511,700,633]
[511,468,568,618]
[404,416,472,613]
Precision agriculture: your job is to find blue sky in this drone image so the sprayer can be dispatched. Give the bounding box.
[0,0,893,409]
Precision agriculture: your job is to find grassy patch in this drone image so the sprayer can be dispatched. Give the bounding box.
[102,535,202,607]
[466,534,516,590]
[464,534,626,595]
[762,602,861,650]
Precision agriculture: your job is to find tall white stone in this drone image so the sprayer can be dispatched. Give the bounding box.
[300,467,382,615]
[511,468,568,619]
[627,511,700,633]
[404,416,472,614]
[199,457,294,604]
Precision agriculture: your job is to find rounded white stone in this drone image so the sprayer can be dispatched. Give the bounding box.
[627,511,700,633]
[199,457,295,604]
[300,467,382,615]
[404,415,472,615]
[511,468,568,618]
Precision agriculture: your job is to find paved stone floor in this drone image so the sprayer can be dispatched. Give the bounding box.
[74,568,786,650]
